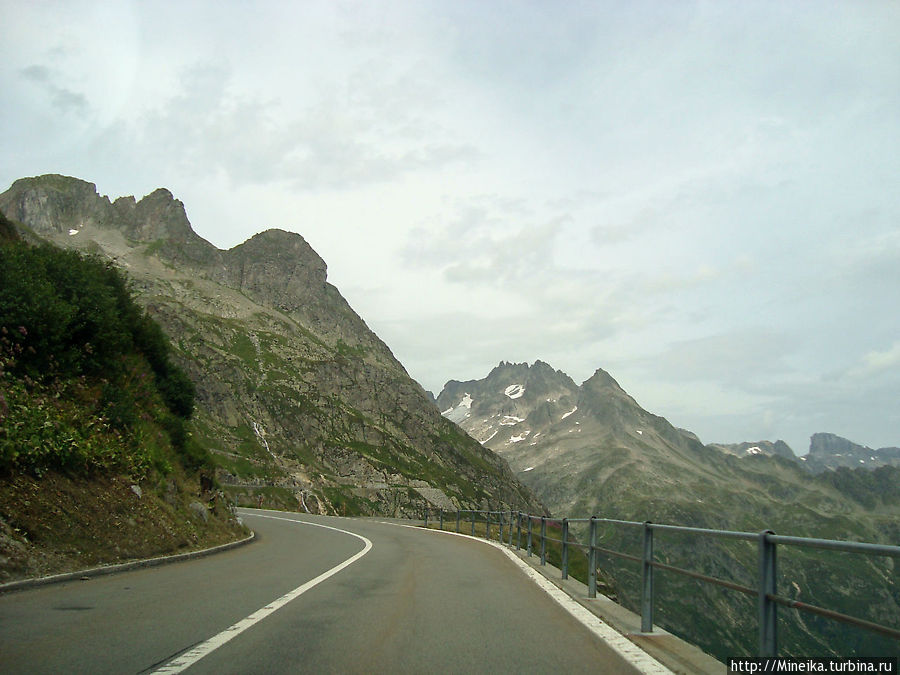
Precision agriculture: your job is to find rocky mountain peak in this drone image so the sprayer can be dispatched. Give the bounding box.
[125,188,194,242]
[808,432,864,457]
[224,229,328,314]
[582,367,625,394]
[0,174,108,235]
[0,174,197,245]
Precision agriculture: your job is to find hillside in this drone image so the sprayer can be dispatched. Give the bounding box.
[437,360,900,659]
[0,175,541,519]
[0,219,245,582]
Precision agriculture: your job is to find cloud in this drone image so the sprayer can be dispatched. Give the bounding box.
[19,64,88,115]
[115,60,478,192]
[847,342,900,379]
[2,0,898,456]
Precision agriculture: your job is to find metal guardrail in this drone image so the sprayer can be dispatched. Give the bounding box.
[421,507,900,657]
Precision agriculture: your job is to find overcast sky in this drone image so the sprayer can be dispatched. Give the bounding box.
[2,1,898,455]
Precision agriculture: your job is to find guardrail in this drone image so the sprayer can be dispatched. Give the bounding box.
[421,508,900,657]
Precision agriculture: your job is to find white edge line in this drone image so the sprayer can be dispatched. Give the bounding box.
[151,513,372,674]
[376,521,674,675]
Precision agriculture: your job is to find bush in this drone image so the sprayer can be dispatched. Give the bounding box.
[0,242,194,419]
[0,240,204,476]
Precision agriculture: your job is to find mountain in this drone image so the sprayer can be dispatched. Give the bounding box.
[0,175,541,518]
[437,360,900,659]
[801,432,900,473]
[706,439,796,460]
[706,433,900,472]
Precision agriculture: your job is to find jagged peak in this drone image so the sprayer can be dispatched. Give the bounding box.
[582,366,624,392]
[227,229,327,279]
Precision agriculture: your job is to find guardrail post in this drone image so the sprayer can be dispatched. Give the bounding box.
[456,510,461,533]
[527,516,533,557]
[641,521,654,632]
[561,518,569,580]
[758,530,778,656]
[439,509,444,531]
[486,510,492,540]
[508,511,514,546]
[588,516,598,598]
[471,510,476,536]
[424,507,428,528]
[499,511,504,543]
[540,516,547,566]
[516,512,522,550]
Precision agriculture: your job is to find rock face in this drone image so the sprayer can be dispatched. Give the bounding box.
[436,360,900,660]
[802,432,900,472]
[0,174,541,517]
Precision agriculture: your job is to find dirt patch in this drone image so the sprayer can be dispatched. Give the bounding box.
[0,471,248,583]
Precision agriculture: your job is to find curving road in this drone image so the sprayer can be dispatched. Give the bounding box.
[0,510,654,674]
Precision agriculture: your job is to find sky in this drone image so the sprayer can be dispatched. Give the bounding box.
[2,1,898,455]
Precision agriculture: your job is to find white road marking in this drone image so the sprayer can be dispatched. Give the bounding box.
[151,513,372,674]
[491,545,674,675]
[379,520,674,675]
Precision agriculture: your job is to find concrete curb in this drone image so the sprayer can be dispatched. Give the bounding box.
[0,530,255,594]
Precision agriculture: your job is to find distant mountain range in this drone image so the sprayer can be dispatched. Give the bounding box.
[436,360,900,659]
[438,361,898,475]
[0,174,541,517]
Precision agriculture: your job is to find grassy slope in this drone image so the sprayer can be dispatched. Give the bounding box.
[0,216,246,582]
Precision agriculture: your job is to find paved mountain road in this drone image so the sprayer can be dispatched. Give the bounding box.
[1,510,649,674]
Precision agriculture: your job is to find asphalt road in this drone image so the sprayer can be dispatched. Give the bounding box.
[0,509,648,674]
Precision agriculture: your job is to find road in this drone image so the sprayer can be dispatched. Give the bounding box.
[0,510,655,674]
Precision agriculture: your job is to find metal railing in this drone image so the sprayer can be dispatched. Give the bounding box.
[421,507,900,657]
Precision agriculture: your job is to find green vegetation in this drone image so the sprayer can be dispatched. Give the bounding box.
[0,238,207,477]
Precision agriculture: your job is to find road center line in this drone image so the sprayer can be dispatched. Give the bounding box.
[151,512,372,674]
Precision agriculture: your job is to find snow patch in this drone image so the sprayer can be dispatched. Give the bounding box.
[522,466,534,472]
[636,429,643,435]
[561,406,577,420]
[480,430,499,444]
[509,430,531,444]
[442,393,474,423]
[500,415,525,426]
[505,384,525,399]
[747,446,762,455]
[68,229,79,236]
